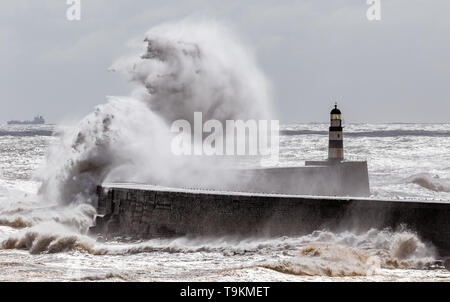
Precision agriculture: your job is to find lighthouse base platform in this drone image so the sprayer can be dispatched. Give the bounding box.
[232,161,370,197]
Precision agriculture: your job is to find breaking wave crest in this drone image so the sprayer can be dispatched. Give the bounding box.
[0,222,97,255]
[406,173,450,193]
[262,244,379,277]
[0,203,96,231]
[0,226,437,276]
[258,228,437,277]
[0,217,33,229]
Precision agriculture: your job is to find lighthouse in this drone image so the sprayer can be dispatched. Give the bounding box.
[328,103,344,162]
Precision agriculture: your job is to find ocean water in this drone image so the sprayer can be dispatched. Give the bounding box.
[0,123,449,282]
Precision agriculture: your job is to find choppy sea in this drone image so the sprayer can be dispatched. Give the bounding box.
[0,123,449,281]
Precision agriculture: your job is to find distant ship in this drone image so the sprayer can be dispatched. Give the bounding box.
[7,115,45,125]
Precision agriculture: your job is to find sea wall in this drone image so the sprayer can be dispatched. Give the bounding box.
[91,184,450,257]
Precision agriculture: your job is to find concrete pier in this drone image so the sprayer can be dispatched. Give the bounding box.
[91,184,450,258]
[233,161,370,197]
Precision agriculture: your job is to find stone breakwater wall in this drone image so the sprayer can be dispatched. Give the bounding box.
[90,184,450,257]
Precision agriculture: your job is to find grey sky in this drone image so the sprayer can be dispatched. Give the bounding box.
[1,0,449,124]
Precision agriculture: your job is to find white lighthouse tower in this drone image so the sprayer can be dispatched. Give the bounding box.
[302,103,370,196]
[328,103,344,162]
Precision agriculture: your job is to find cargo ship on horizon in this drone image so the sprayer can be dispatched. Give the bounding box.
[7,115,45,125]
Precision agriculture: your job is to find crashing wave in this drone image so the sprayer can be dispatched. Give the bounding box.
[406,173,450,193]
[37,20,273,206]
[0,226,437,276]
